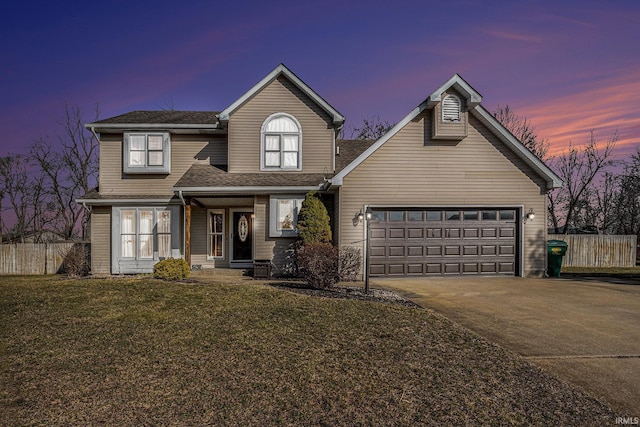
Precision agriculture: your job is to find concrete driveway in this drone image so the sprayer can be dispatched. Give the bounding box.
[373,276,640,415]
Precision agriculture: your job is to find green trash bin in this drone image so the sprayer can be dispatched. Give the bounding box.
[547,239,568,277]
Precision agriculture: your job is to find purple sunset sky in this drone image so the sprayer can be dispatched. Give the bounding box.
[1,0,639,160]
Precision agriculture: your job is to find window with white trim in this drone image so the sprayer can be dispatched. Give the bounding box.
[442,94,461,122]
[119,208,172,260]
[261,114,302,170]
[269,195,305,237]
[123,132,171,174]
[208,210,224,259]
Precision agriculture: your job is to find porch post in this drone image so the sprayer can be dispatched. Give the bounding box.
[185,202,191,266]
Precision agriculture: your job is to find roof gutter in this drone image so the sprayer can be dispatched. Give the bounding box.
[174,185,323,195]
[84,123,220,132]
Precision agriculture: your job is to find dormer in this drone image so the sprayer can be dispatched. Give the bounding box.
[426,74,482,141]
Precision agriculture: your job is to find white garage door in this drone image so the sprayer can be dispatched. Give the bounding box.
[368,209,518,276]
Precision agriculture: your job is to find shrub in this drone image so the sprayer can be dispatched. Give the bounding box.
[338,246,362,281]
[61,244,90,277]
[153,258,190,280]
[296,243,339,289]
[296,191,332,245]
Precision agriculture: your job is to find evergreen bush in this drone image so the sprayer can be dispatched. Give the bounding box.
[296,191,331,245]
[153,258,190,280]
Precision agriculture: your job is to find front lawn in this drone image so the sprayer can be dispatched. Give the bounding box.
[1,276,617,426]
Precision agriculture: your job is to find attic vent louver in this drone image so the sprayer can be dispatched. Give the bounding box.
[442,94,461,122]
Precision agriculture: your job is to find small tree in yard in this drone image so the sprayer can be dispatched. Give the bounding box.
[296,191,331,245]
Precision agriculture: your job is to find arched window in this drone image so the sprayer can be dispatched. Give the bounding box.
[261,113,302,170]
[442,94,461,122]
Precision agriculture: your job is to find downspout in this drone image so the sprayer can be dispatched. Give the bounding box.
[81,202,91,241]
[89,126,99,143]
[178,190,186,258]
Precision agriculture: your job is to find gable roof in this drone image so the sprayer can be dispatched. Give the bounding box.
[330,74,562,190]
[217,64,345,127]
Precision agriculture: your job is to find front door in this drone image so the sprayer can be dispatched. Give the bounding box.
[232,211,253,262]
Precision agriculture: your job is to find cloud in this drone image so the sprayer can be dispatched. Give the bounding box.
[516,69,640,159]
[483,30,543,43]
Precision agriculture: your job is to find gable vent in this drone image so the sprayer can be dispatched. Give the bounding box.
[442,94,461,122]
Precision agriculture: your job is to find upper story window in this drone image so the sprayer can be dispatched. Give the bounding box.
[442,94,461,122]
[123,132,171,174]
[261,113,302,171]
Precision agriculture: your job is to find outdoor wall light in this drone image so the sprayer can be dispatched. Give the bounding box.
[524,208,535,223]
[355,209,372,224]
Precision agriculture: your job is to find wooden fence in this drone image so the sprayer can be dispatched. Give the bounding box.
[548,234,637,268]
[0,242,90,275]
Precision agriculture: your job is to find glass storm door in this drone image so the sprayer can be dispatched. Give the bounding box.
[232,212,253,261]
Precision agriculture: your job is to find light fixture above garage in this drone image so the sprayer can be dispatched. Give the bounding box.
[524,208,535,223]
[355,208,372,224]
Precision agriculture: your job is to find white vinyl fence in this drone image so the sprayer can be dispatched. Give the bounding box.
[548,234,637,268]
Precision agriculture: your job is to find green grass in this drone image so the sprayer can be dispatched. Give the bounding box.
[1,276,617,426]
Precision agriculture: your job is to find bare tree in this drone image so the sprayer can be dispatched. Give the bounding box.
[493,105,550,160]
[343,115,395,140]
[0,155,34,242]
[30,103,99,240]
[547,130,618,233]
[610,147,640,235]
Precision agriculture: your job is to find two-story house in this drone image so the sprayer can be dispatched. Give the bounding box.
[79,64,561,277]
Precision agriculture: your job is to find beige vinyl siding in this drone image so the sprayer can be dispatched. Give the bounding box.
[228,76,334,173]
[98,134,226,196]
[339,111,548,277]
[190,206,230,269]
[254,195,296,275]
[90,206,111,274]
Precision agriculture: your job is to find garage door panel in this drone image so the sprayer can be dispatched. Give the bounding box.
[369,264,386,275]
[463,263,479,273]
[426,246,442,256]
[463,245,478,256]
[426,263,442,274]
[368,208,517,277]
[407,246,423,257]
[407,264,424,275]
[444,263,461,274]
[481,245,497,255]
[389,228,405,239]
[463,228,479,238]
[499,262,515,273]
[427,228,442,238]
[388,264,405,275]
[500,227,515,238]
[481,262,497,273]
[445,246,461,256]
[445,228,461,238]
[499,245,515,255]
[481,228,497,238]
[370,228,386,239]
[370,246,385,257]
[408,228,424,238]
[389,246,405,257]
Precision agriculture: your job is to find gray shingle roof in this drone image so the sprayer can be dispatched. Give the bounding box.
[335,139,376,172]
[174,164,329,189]
[93,110,219,125]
